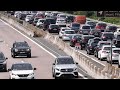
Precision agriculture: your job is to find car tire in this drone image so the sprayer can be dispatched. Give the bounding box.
[27,54,31,58]
[13,53,15,58]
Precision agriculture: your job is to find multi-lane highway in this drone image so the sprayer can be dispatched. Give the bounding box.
[0,19,93,79]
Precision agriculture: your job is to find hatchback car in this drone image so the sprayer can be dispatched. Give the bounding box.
[98,45,116,60]
[62,30,75,41]
[101,32,114,41]
[48,24,60,33]
[52,56,78,79]
[70,34,82,47]
[107,48,120,63]
[8,62,36,79]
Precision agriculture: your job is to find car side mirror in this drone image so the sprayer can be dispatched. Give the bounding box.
[8,69,11,72]
[33,68,36,70]
[76,62,78,64]
[6,57,8,60]
[53,63,55,65]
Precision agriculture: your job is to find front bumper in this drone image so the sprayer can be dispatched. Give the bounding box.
[10,74,34,79]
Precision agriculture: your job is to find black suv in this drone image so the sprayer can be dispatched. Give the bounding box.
[0,52,8,71]
[11,41,31,58]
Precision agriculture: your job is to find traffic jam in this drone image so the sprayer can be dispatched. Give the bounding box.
[4,11,120,79]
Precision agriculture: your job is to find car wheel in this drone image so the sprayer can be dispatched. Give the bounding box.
[27,54,31,58]
[13,53,15,58]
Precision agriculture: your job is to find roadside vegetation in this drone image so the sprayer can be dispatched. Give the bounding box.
[63,11,120,25]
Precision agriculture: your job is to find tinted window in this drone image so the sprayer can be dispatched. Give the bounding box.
[84,36,94,39]
[91,42,97,46]
[99,43,111,48]
[65,31,75,34]
[74,35,81,39]
[72,23,80,27]
[46,19,56,24]
[82,26,91,29]
[15,42,29,47]
[87,22,96,25]
[94,39,101,43]
[113,50,120,53]
[117,35,120,39]
[60,15,66,18]
[104,47,111,50]
[103,33,114,38]
[98,23,107,27]
[11,64,33,70]
[57,58,74,64]
[109,26,117,30]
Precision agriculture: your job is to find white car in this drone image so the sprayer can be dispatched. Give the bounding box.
[8,62,36,79]
[56,18,66,24]
[59,27,71,38]
[52,56,78,79]
[114,28,120,37]
[25,15,33,22]
[57,14,67,19]
[98,45,116,60]
[36,19,45,28]
[80,24,92,30]
[107,48,120,63]
[62,30,75,41]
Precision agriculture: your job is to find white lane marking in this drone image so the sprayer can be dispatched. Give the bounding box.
[78,72,88,79]
[0,19,89,79]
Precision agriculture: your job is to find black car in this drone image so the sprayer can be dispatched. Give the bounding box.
[43,18,56,30]
[0,52,8,71]
[65,15,75,23]
[106,25,117,32]
[11,41,31,58]
[79,35,95,50]
[48,24,60,33]
[70,34,82,47]
[94,41,111,58]
[101,32,114,41]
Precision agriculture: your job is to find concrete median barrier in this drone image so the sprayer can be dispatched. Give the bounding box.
[1,12,120,79]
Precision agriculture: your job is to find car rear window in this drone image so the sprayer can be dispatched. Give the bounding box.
[113,50,120,53]
[65,31,75,34]
[82,26,91,29]
[98,23,107,27]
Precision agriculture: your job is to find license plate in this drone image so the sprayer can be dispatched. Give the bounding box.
[20,52,25,53]
[53,29,57,30]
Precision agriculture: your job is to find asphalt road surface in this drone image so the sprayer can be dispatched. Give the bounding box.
[0,19,93,79]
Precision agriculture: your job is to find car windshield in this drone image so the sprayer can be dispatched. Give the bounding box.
[60,15,66,18]
[98,23,107,27]
[94,39,101,43]
[15,42,29,47]
[12,64,33,70]
[65,31,75,34]
[82,26,91,29]
[57,58,75,64]
[74,35,81,39]
[84,36,94,39]
[113,50,120,53]
[91,42,97,46]
[87,22,96,25]
[72,23,80,27]
[39,20,45,23]
[104,33,114,37]
[0,53,5,60]
[46,19,56,24]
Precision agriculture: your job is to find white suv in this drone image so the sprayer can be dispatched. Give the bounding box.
[52,56,78,79]
[8,61,36,79]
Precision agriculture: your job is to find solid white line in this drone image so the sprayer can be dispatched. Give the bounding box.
[0,19,57,58]
[78,72,88,79]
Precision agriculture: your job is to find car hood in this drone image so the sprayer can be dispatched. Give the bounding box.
[55,64,77,69]
[11,70,34,75]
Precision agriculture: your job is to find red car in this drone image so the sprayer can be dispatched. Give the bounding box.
[95,23,107,30]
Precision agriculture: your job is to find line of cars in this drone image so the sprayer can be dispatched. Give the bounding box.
[6,11,120,78]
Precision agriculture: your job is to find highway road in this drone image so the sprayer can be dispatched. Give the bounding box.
[0,19,93,79]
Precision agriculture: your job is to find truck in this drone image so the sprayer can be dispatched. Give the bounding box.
[74,15,86,24]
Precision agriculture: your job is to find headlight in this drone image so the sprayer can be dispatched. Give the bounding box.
[26,49,30,51]
[55,68,60,71]
[29,73,34,76]
[15,49,18,52]
[12,73,17,76]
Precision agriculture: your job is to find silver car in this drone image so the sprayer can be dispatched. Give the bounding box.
[52,56,78,79]
[107,48,120,63]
